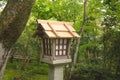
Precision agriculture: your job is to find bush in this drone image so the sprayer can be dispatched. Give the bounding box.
[71,64,115,80]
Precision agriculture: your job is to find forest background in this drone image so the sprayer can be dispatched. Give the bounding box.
[0,0,120,80]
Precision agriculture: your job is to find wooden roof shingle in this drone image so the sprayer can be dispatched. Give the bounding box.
[36,20,80,38]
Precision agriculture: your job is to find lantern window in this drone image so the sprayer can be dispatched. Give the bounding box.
[55,38,70,56]
[43,38,52,56]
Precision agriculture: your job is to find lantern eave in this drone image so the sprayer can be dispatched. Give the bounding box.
[41,58,72,65]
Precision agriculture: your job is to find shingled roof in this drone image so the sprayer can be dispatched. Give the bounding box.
[36,20,80,38]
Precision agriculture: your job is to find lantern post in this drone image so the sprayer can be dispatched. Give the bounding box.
[34,20,80,80]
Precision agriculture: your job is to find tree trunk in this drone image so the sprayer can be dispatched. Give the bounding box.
[0,0,36,79]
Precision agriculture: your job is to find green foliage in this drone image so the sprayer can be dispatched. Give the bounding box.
[32,0,82,21]
[71,64,117,80]
[101,0,120,74]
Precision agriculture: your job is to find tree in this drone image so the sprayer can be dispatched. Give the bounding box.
[102,0,120,74]
[68,0,88,79]
[0,0,36,79]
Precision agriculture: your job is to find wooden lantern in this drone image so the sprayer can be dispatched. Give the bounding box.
[34,20,80,64]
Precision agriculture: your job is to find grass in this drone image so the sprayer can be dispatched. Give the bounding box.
[3,61,48,80]
[3,68,48,80]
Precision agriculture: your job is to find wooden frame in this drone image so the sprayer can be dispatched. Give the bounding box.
[42,38,71,60]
